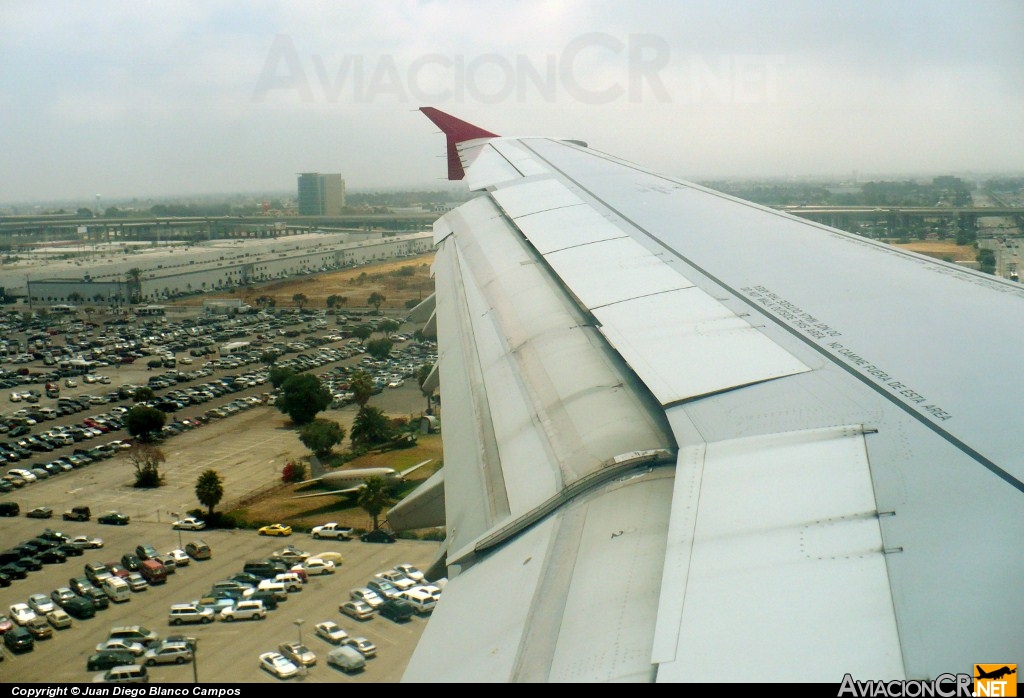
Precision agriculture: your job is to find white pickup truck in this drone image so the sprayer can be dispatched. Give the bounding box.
[310,523,354,540]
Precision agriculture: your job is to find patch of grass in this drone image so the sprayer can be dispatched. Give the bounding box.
[228,433,443,536]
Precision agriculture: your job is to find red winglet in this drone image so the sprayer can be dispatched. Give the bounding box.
[420,107,499,180]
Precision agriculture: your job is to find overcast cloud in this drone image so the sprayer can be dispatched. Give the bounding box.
[1,0,1021,203]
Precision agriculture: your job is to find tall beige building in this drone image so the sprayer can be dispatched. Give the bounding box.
[297,173,345,215]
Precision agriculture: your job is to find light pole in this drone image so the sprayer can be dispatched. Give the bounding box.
[294,618,304,645]
[170,510,182,549]
[191,638,199,684]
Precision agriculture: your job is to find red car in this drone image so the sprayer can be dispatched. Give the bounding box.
[106,564,131,579]
[0,613,14,635]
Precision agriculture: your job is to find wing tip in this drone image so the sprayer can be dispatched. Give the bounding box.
[419,107,499,180]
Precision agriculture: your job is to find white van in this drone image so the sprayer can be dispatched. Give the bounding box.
[257,579,288,600]
[219,600,265,622]
[94,664,148,683]
[400,587,437,615]
[102,577,131,603]
[273,572,303,592]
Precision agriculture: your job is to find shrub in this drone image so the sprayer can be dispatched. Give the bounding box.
[281,460,308,484]
[134,468,161,488]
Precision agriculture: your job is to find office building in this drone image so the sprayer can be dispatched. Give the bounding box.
[297,173,345,216]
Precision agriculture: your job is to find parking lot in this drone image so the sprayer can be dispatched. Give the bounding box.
[0,302,443,682]
[0,514,436,682]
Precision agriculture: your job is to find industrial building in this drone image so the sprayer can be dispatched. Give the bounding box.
[17,231,432,306]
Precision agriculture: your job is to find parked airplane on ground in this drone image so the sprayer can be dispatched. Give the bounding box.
[292,459,433,498]
[391,108,1024,683]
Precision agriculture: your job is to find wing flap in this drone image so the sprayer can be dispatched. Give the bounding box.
[404,471,675,683]
[654,424,904,682]
[544,236,694,308]
[489,175,810,405]
[510,202,627,254]
[491,177,584,217]
[594,288,810,405]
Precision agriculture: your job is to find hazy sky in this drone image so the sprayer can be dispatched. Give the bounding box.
[1,0,1022,204]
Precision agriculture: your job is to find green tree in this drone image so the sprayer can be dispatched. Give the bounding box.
[127,443,165,488]
[125,404,166,442]
[260,349,281,366]
[299,419,346,459]
[349,370,374,408]
[350,406,393,448]
[292,293,308,310]
[377,318,400,337]
[352,324,373,342]
[365,338,393,361]
[978,248,996,274]
[195,469,224,517]
[367,291,386,311]
[275,373,332,426]
[132,386,155,403]
[357,475,395,531]
[269,366,295,389]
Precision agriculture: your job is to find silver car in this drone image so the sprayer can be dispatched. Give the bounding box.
[144,642,193,666]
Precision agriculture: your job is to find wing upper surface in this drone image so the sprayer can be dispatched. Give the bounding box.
[405,112,1024,682]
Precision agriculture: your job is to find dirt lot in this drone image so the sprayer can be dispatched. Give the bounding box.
[894,240,977,261]
[169,252,436,313]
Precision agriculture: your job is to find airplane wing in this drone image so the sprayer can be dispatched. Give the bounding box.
[290,486,363,499]
[398,459,433,479]
[402,108,1024,683]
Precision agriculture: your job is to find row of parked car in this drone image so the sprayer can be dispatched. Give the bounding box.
[0,528,117,655]
[0,437,131,493]
[340,563,442,624]
[0,528,213,673]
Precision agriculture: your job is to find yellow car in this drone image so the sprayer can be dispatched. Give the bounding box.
[257,524,292,537]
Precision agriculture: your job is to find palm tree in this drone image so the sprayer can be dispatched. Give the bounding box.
[126,267,142,304]
[195,469,224,517]
[416,364,434,413]
[349,371,374,408]
[357,476,395,531]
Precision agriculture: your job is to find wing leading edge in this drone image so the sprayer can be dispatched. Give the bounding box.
[401,109,1024,683]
